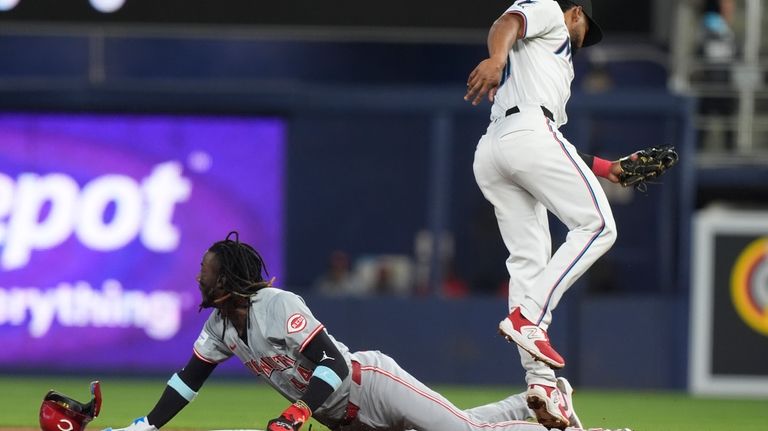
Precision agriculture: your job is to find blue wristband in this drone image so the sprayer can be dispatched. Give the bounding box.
[167,373,197,402]
[313,365,342,390]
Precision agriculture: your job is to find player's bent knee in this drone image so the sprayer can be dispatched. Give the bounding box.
[601,219,618,248]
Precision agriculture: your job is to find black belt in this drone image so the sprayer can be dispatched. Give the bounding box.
[505,105,554,122]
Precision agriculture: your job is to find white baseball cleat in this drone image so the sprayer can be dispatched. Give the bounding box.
[498,307,565,369]
[526,383,570,430]
[556,377,582,429]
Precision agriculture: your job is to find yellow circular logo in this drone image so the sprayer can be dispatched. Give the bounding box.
[730,237,768,336]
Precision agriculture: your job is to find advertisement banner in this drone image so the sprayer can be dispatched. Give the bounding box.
[0,112,284,375]
[690,208,768,396]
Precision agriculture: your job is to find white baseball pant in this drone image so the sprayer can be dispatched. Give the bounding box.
[473,104,617,385]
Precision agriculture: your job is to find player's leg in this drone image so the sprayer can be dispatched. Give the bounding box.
[512,124,617,329]
[517,347,567,427]
[503,200,552,312]
[462,392,532,422]
[474,141,564,428]
[502,205,572,427]
[463,374,583,430]
[489,118,616,335]
[349,351,548,431]
[475,123,570,370]
[472,121,589,428]
[474,131,553,313]
[474,127,554,335]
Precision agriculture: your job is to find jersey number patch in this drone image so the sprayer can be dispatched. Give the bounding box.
[287,313,307,333]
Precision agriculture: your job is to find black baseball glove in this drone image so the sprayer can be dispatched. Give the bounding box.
[618,145,679,191]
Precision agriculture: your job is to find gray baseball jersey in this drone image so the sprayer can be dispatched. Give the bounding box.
[193,287,352,425]
[193,287,552,431]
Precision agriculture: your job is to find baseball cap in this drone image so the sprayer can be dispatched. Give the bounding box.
[566,0,603,47]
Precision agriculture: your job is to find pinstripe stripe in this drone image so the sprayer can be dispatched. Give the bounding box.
[536,118,606,325]
[499,54,512,88]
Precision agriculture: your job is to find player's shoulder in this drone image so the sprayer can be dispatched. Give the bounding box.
[507,0,560,18]
[256,286,298,301]
[255,287,306,310]
[254,286,283,301]
[508,0,559,11]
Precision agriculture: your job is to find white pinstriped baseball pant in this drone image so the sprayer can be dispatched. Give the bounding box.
[473,104,617,386]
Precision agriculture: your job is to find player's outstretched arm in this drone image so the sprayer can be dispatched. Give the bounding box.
[267,331,349,431]
[577,151,637,184]
[102,355,217,431]
[464,12,523,106]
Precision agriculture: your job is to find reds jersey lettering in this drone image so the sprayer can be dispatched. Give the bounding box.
[289,377,308,392]
[245,354,295,377]
[297,364,313,381]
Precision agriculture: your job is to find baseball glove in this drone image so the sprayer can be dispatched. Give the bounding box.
[618,145,679,191]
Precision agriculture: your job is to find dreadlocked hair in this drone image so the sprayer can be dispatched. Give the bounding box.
[209,231,271,297]
[208,231,271,337]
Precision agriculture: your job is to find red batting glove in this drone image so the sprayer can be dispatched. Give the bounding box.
[266,401,311,431]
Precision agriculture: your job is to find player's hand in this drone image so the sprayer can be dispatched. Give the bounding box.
[267,417,299,431]
[464,58,505,106]
[102,417,158,431]
[266,401,311,431]
[606,153,638,183]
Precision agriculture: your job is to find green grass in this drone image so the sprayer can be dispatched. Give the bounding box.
[8,375,768,430]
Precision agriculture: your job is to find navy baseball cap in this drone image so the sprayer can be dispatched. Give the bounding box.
[567,0,603,47]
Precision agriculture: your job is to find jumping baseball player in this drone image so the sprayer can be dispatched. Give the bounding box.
[100,232,629,431]
[464,0,627,429]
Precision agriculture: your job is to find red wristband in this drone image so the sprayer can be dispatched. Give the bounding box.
[591,157,612,179]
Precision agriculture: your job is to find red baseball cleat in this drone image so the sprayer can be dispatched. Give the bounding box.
[526,383,570,429]
[498,307,565,369]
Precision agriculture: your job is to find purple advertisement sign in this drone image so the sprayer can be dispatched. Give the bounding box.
[0,113,284,375]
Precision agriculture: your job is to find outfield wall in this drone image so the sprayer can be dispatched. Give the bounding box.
[303,293,690,390]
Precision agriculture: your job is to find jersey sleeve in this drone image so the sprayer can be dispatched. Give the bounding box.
[192,312,234,364]
[504,0,560,40]
[266,291,326,353]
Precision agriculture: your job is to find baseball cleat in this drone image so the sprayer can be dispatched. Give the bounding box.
[526,383,569,429]
[498,307,565,369]
[556,377,582,429]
